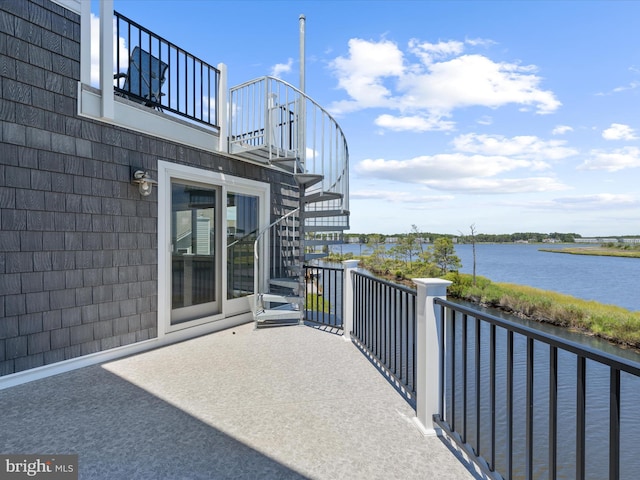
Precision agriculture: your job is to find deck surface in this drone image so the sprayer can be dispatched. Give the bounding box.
[0,323,481,479]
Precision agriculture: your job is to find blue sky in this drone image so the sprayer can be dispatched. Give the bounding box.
[107,0,640,236]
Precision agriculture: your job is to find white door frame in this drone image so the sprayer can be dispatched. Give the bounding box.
[157,160,270,336]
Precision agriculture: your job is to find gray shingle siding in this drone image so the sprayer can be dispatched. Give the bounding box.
[0,0,296,377]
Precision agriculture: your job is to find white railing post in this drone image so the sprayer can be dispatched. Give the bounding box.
[80,0,92,86]
[99,0,114,119]
[342,260,359,341]
[217,63,228,153]
[413,278,452,436]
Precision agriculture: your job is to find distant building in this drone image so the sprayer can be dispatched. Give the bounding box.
[579,238,619,244]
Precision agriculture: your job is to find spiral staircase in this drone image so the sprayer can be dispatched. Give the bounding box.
[228,77,349,327]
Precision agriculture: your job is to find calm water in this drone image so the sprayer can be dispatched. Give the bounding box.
[327,242,640,479]
[332,243,640,312]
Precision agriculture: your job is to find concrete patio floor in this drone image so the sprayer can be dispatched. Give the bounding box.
[0,322,481,479]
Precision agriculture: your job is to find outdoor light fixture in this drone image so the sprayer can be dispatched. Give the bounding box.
[132,170,157,196]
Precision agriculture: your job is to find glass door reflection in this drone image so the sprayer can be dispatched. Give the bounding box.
[171,182,219,324]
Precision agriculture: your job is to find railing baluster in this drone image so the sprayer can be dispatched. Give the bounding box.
[439,304,446,422]
[391,289,396,377]
[462,313,468,444]
[576,355,586,480]
[490,323,496,472]
[382,282,387,365]
[609,367,620,480]
[549,345,558,480]
[526,337,534,479]
[475,316,481,456]
[399,289,404,390]
[507,330,514,480]
[411,292,416,393]
[451,311,457,433]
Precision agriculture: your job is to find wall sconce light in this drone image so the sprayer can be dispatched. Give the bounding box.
[132,170,157,196]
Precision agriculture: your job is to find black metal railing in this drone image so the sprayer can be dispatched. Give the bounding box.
[351,271,417,401]
[304,265,343,329]
[434,298,640,480]
[113,11,220,128]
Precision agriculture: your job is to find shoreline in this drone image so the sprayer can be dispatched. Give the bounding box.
[540,247,640,258]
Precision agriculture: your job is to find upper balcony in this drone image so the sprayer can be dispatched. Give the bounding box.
[112,11,220,131]
[79,2,347,211]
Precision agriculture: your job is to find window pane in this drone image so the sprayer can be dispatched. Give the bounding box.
[172,182,216,311]
[227,193,258,299]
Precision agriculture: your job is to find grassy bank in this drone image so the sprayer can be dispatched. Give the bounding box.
[540,247,640,258]
[323,251,640,350]
[445,272,640,350]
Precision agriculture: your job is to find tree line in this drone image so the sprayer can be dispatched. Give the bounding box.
[344,230,581,244]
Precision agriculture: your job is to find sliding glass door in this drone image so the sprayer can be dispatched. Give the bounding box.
[226,193,259,300]
[171,181,220,324]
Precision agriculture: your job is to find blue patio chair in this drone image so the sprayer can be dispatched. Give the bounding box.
[114,46,168,108]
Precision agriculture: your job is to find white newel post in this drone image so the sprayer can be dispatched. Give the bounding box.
[413,278,452,436]
[342,260,360,342]
[99,0,114,119]
[217,63,228,153]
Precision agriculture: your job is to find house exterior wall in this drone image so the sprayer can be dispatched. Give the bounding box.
[0,0,297,378]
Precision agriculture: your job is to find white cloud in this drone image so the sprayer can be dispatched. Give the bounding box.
[552,125,573,135]
[555,193,637,207]
[355,132,577,194]
[351,190,453,203]
[270,58,294,78]
[578,146,640,171]
[399,54,560,115]
[465,37,497,48]
[355,153,570,195]
[374,113,455,132]
[452,133,578,162]
[602,123,638,140]
[476,115,493,126]
[329,38,404,113]
[357,154,529,182]
[408,39,464,65]
[597,81,640,96]
[422,176,568,194]
[328,38,561,129]
[533,194,638,210]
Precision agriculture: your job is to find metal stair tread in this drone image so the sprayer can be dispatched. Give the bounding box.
[304,253,328,261]
[295,173,324,188]
[260,293,302,304]
[303,191,342,204]
[255,309,302,321]
[269,277,300,289]
[305,239,343,246]
[304,225,350,232]
[304,209,350,218]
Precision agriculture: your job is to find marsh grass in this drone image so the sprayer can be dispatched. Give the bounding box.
[305,293,330,313]
[541,247,640,258]
[446,272,640,349]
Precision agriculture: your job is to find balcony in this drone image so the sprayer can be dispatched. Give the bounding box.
[113,11,220,129]
[0,322,477,479]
